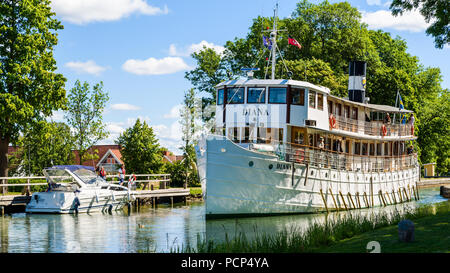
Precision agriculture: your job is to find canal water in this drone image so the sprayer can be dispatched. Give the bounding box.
[0,187,446,253]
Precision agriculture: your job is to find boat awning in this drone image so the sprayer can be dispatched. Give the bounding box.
[49,165,95,172]
[328,95,413,113]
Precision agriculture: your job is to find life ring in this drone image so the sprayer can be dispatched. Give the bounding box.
[294,149,305,163]
[381,124,387,136]
[329,114,336,129]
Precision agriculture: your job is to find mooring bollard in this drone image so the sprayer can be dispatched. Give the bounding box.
[398,220,415,242]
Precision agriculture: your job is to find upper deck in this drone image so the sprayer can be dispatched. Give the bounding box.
[214,79,415,142]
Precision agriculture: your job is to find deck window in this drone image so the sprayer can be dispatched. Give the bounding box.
[247,87,266,103]
[369,143,375,156]
[269,87,287,104]
[318,94,324,110]
[354,142,361,155]
[243,127,250,143]
[376,143,382,156]
[291,88,305,105]
[335,103,342,116]
[328,100,333,114]
[344,105,350,118]
[226,88,244,104]
[217,89,224,105]
[309,91,316,108]
[351,107,358,120]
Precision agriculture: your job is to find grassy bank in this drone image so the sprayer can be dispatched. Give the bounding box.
[311,211,450,253]
[173,201,450,253]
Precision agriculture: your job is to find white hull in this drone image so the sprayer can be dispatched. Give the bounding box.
[26,190,130,214]
[196,135,420,218]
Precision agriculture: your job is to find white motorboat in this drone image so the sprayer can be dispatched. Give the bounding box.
[26,165,134,214]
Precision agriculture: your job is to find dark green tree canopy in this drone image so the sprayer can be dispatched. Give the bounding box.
[390,0,449,49]
[9,121,74,175]
[0,0,66,181]
[0,0,66,142]
[116,118,164,174]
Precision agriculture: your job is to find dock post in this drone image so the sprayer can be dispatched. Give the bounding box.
[170,196,173,208]
[347,192,356,209]
[339,191,348,211]
[379,190,386,206]
[329,188,339,212]
[1,206,4,216]
[319,189,329,214]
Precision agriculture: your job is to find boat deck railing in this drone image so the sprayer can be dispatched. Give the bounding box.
[332,114,414,138]
[249,139,418,173]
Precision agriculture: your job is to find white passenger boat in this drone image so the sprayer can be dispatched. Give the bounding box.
[26,165,134,214]
[196,6,419,218]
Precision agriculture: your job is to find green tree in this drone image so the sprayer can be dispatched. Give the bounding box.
[390,0,449,49]
[116,118,164,174]
[0,0,66,189]
[179,88,201,188]
[65,80,109,164]
[9,121,74,176]
[185,47,229,122]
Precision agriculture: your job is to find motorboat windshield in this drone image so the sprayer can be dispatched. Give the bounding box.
[73,168,101,184]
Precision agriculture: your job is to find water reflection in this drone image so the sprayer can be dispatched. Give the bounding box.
[0,187,445,253]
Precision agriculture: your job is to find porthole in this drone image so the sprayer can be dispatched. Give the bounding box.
[249,161,254,167]
[268,164,273,170]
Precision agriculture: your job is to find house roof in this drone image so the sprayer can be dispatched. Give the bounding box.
[96,148,123,167]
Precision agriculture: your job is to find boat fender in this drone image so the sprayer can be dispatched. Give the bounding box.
[295,149,305,163]
[34,194,39,204]
[74,197,80,214]
[329,114,336,129]
[381,125,387,136]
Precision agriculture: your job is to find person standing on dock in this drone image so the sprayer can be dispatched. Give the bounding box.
[118,165,125,186]
[99,166,106,180]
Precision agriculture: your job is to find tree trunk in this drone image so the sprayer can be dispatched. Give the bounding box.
[0,134,10,194]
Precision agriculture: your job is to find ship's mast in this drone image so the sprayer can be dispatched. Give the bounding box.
[271,3,278,80]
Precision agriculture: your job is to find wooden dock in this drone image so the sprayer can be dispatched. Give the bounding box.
[417,177,450,188]
[0,188,192,215]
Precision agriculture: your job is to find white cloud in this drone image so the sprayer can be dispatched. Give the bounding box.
[50,0,169,25]
[122,56,190,75]
[163,104,183,119]
[106,123,125,134]
[361,9,430,32]
[111,103,141,111]
[49,110,64,122]
[169,40,226,57]
[65,60,108,75]
[366,0,382,6]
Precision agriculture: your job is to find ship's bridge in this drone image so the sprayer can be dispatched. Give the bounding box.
[215,79,330,143]
[214,78,416,147]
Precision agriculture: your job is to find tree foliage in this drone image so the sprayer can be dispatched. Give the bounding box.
[390,0,449,49]
[9,121,74,176]
[65,80,109,164]
[116,118,164,174]
[185,0,449,174]
[0,0,66,179]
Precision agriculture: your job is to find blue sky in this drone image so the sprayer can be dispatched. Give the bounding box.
[49,0,450,154]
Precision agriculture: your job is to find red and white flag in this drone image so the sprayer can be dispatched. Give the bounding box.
[288,36,302,50]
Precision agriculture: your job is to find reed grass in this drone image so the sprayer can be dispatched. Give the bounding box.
[171,201,450,253]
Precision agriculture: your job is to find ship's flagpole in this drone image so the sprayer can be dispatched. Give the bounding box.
[271,3,278,80]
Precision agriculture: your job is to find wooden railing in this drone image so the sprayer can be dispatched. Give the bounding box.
[0,173,171,195]
[332,114,413,137]
[250,140,418,173]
